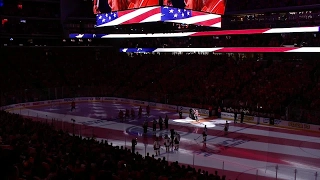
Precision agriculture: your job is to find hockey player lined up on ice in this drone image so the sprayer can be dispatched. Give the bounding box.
[234,111,237,123]
[158,116,163,130]
[118,110,123,121]
[174,132,180,150]
[138,106,142,118]
[164,115,169,129]
[146,105,150,117]
[143,120,148,134]
[202,125,208,142]
[224,121,230,136]
[164,135,171,152]
[152,118,157,132]
[179,108,183,119]
[240,110,244,123]
[131,108,135,119]
[118,110,124,122]
[153,137,161,156]
[71,101,76,112]
[174,136,180,151]
[125,109,130,120]
[170,129,175,150]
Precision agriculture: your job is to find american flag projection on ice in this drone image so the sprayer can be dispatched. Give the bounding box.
[96,6,221,28]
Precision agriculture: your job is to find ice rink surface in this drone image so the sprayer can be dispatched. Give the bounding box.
[8,101,320,180]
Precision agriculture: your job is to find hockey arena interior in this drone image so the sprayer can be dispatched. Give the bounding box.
[1,0,320,180]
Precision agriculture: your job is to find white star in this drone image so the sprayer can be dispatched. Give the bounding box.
[174,13,178,18]
[178,9,181,13]
[105,14,108,17]
[187,12,190,15]
[75,34,84,38]
[102,19,106,22]
[109,16,111,20]
[113,13,116,17]
[169,9,174,13]
[99,16,102,19]
[181,13,184,17]
[184,9,187,12]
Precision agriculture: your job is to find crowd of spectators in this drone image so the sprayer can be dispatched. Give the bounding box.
[1,47,320,125]
[0,111,225,180]
[1,19,62,36]
[118,33,320,48]
[224,10,320,29]
[2,1,60,18]
[226,0,320,12]
[1,1,62,36]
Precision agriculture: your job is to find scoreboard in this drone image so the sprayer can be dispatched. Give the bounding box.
[93,0,225,27]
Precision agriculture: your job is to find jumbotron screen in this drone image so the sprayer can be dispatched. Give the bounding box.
[93,0,225,14]
[163,0,226,15]
[93,0,159,14]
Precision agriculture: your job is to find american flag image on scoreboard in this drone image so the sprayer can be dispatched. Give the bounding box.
[96,6,221,28]
[161,7,221,27]
[96,7,162,27]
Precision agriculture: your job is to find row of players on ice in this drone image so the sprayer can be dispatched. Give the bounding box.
[118,106,151,121]
[151,125,211,156]
[117,106,201,121]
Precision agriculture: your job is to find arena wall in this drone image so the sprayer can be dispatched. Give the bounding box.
[221,112,320,133]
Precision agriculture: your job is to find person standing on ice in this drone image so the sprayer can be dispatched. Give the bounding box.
[153,137,161,156]
[131,108,135,119]
[143,120,148,134]
[164,114,169,129]
[138,106,142,118]
[179,107,183,119]
[174,132,180,150]
[118,110,124,122]
[146,105,150,117]
[71,101,75,112]
[234,111,237,123]
[224,121,229,136]
[125,109,130,121]
[159,116,163,130]
[202,125,207,142]
[195,109,199,121]
[164,135,171,152]
[152,118,157,133]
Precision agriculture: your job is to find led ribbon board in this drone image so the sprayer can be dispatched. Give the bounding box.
[119,47,320,53]
[70,26,320,38]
